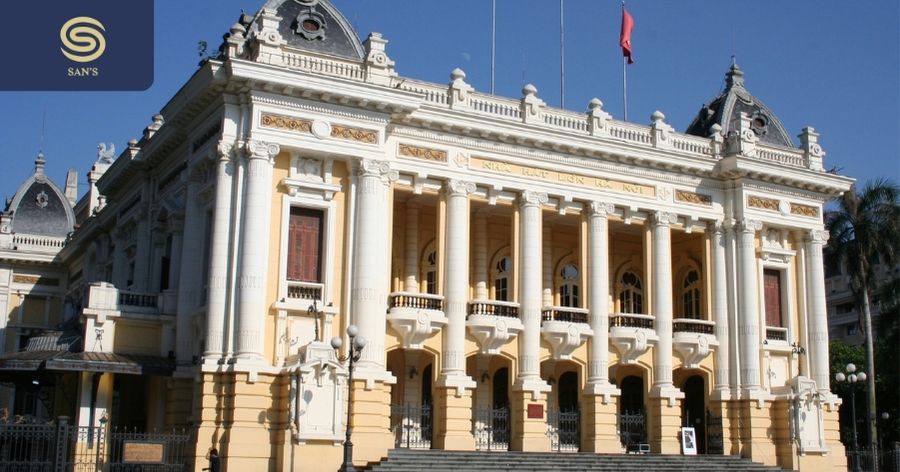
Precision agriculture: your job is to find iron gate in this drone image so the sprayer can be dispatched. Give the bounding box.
[547,409,580,452]
[473,406,510,451]
[706,410,724,455]
[0,416,191,472]
[618,412,647,452]
[390,404,432,449]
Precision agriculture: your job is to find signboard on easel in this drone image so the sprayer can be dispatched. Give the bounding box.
[681,427,697,455]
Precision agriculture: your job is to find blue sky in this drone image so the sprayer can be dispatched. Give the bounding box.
[2,0,898,202]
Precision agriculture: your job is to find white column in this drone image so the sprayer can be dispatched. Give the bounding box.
[585,201,618,396]
[234,140,279,362]
[439,180,476,386]
[133,216,151,291]
[204,143,235,362]
[514,191,550,393]
[352,159,397,379]
[805,229,830,392]
[542,226,553,308]
[404,201,420,293]
[473,213,489,300]
[168,222,184,290]
[176,173,204,368]
[737,219,763,391]
[650,211,678,395]
[710,221,731,395]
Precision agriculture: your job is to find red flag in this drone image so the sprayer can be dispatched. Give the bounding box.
[620,7,634,64]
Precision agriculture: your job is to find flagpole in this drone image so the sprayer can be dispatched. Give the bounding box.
[560,0,565,108]
[491,0,496,95]
[621,1,628,121]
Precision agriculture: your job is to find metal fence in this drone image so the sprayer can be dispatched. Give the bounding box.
[847,445,900,472]
[0,416,191,472]
[618,412,647,453]
[390,404,432,449]
[547,409,580,452]
[473,406,510,451]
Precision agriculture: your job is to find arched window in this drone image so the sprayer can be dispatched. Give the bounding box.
[559,263,580,307]
[618,271,643,314]
[424,249,438,295]
[494,256,512,301]
[681,269,701,319]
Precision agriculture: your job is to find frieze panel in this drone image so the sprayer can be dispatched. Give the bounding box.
[331,125,378,144]
[675,190,712,207]
[398,143,448,163]
[470,156,656,198]
[12,275,60,286]
[748,195,780,211]
[260,113,312,134]
[790,203,819,218]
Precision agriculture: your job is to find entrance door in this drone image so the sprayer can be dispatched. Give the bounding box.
[618,376,646,450]
[682,375,707,453]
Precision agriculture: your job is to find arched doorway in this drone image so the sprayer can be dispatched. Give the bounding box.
[618,375,646,451]
[492,367,508,408]
[682,375,706,453]
[551,371,581,451]
[558,372,579,411]
[474,366,510,451]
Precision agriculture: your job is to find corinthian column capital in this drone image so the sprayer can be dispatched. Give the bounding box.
[807,229,829,244]
[359,159,399,183]
[244,140,280,161]
[739,219,764,233]
[215,141,235,162]
[445,179,477,197]
[519,190,548,207]
[588,200,615,217]
[652,211,678,226]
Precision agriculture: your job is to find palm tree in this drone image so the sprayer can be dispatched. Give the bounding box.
[826,178,900,452]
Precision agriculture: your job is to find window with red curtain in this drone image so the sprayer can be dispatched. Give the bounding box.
[287,207,324,282]
[763,269,782,327]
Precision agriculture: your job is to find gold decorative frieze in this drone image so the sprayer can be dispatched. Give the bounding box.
[331,125,377,144]
[398,143,448,163]
[675,190,712,206]
[260,113,312,134]
[12,275,59,286]
[790,203,819,218]
[748,195,780,211]
[469,156,656,198]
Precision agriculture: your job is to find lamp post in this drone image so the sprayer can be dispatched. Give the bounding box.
[331,325,366,472]
[835,363,867,451]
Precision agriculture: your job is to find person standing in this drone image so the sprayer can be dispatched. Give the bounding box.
[204,448,221,472]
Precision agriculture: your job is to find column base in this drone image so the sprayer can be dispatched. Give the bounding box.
[510,384,551,452]
[736,397,777,466]
[581,386,621,453]
[648,387,685,454]
[349,378,396,468]
[433,377,476,451]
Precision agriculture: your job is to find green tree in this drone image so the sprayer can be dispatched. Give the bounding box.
[826,178,900,450]
[875,276,899,446]
[829,340,865,446]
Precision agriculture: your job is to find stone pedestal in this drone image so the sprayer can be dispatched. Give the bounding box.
[581,393,621,452]
[510,389,551,452]
[648,394,683,454]
[433,386,476,450]
[349,379,396,468]
[738,399,777,465]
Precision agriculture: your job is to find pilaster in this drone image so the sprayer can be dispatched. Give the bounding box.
[432,386,476,450]
[510,389,551,452]
[648,395,683,454]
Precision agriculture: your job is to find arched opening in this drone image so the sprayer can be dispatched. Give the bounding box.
[618,375,647,451]
[558,371,579,411]
[558,263,580,308]
[681,269,702,319]
[421,364,433,407]
[492,367,509,408]
[617,271,644,314]
[682,375,706,453]
[387,349,435,449]
[493,254,512,301]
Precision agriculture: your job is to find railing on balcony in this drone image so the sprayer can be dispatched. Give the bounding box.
[118,291,159,309]
[389,292,443,311]
[673,318,715,335]
[609,313,655,330]
[12,234,67,249]
[765,326,788,342]
[467,300,520,319]
[286,281,324,302]
[541,307,589,324]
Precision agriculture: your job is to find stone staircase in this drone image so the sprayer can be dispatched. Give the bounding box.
[361,449,792,472]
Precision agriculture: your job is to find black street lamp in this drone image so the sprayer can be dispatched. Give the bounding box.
[331,324,366,472]
[835,363,867,451]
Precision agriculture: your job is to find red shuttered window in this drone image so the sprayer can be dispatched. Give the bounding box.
[763,269,782,327]
[287,207,324,282]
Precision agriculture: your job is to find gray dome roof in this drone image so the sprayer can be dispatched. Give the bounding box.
[3,153,75,237]
[259,0,364,61]
[685,63,793,148]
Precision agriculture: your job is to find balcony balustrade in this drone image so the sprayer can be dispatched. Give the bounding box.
[386,292,447,350]
[466,300,523,355]
[672,318,718,369]
[286,281,324,304]
[540,306,592,360]
[608,313,658,364]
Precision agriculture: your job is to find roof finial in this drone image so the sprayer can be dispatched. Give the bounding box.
[725,59,744,89]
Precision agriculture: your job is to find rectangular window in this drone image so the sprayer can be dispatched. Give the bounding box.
[495,277,508,302]
[763,269,782,328]
[287,207,324,282]
[846,323,858,336]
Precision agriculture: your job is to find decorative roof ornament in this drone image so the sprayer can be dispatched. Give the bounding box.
[97,143,116,163]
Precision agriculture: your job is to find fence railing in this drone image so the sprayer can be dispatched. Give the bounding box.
[541,307,590,324]
[473,406,510,452]
[547,409,580,452]
[847,445,900,472]
[467,300,520,319]
[673,318,716,335]
[609,313,655,330]
[390,404,432,450]
[389,292,444,311]
[286,281,324,302]
[765,326,788,342]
